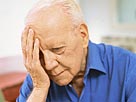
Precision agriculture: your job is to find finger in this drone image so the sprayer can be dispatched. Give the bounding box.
[33,39,40,65]
[21,26,29,60]
[26,29,34,64]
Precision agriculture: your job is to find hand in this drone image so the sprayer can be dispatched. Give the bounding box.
[21,27,50,88]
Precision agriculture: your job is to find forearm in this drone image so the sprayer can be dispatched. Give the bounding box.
[27,87,49,102]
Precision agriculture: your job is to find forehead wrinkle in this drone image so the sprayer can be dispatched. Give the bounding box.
[37,34,66,51]
[44,35,66,48]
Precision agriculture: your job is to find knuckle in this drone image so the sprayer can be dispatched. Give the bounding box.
[24,63,28,68]
[25,47,28,52]
[25,61,30,68]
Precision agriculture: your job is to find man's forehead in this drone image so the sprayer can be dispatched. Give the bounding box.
[26,5,73,36]
[25,5,74,50]
[39,34,67,50]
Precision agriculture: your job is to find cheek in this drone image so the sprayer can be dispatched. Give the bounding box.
[71,45,84,70]
[63,48,83,73]
[64,49,82,67]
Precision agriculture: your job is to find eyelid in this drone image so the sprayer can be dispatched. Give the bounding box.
[51,46,66,54]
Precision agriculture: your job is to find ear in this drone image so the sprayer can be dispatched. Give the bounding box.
[79,23,89,48]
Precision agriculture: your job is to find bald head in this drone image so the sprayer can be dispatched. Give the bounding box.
[26,5,74,39]
[25,0,84,27]
[24,0,88,50]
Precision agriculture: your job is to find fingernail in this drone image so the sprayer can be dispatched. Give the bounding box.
[29,29,33,34]
[35,38,39,43]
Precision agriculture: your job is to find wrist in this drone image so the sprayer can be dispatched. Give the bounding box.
[33,81,50,89]
[33,86,50,92]
[27,86,49,102]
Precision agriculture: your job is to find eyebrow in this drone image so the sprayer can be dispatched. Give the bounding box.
[41,40,66,51]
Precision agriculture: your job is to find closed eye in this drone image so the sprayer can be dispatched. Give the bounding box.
[51,46,66,55]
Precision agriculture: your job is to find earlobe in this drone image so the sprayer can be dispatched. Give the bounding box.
[79,23,89,48]
[83,38,89,48]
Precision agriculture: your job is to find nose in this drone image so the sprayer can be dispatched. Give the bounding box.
[44,50,58,70]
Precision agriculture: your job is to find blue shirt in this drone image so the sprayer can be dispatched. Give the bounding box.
[17,41,136,102]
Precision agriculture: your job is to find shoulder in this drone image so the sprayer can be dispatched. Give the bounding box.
[93,42,136,62]
[93,42,136,75]
[16,74,33,102]
[91,42,136,101]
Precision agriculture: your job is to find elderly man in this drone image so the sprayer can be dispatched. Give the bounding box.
[17,0,136,102]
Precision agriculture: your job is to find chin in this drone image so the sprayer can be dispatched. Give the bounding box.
[55,79,72,86]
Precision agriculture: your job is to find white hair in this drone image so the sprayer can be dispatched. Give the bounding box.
[26,0,84,27]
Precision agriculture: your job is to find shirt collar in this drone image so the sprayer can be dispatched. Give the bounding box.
[85,41,106,76]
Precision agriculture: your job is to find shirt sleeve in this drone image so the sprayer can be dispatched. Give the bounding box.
[16,74,33,102]
[125,54,136,102]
